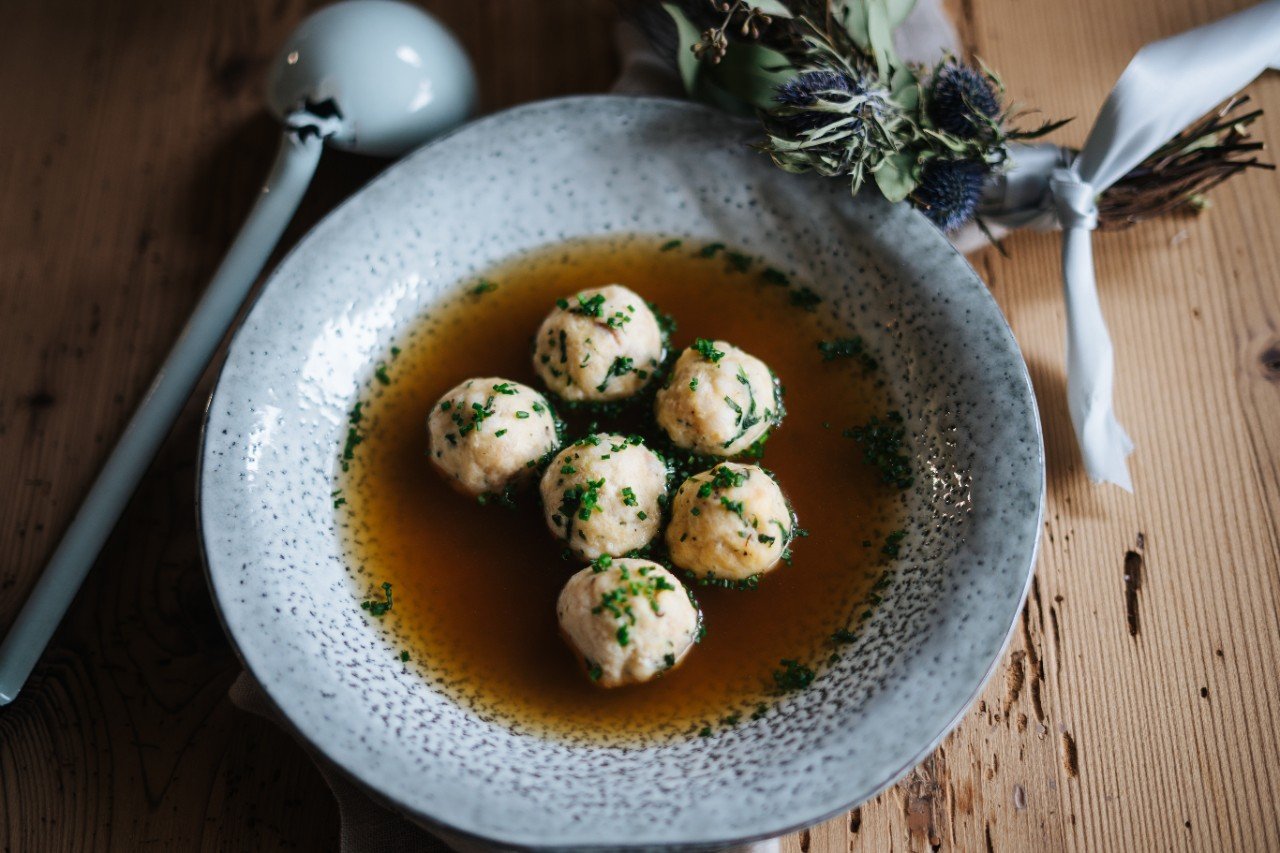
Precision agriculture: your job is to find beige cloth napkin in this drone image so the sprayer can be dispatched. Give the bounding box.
[228,3,959,849]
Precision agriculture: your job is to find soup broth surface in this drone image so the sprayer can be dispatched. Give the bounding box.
[339,235,903,743]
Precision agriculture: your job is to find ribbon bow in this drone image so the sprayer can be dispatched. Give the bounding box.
[989,1,1280,490]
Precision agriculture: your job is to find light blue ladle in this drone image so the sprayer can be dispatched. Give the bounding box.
[0,0,476,705]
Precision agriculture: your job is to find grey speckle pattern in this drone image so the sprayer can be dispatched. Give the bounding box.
[199,96,1044,850]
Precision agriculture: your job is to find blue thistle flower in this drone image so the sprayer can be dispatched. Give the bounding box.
[773,69,887,136]
[928,63,1001,138]
[911,160,989,231]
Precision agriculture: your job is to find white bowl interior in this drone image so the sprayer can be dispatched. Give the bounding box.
[200,97,1043,849]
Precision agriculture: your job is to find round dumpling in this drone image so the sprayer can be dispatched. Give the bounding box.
[532,284,665,402]
[539,433,669,560]
[557,558,700,687]
[427,377,559,497]
[666,463,795,582]
[654,339,782,457]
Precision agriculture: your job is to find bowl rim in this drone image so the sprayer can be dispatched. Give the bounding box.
[197,93,1045,850]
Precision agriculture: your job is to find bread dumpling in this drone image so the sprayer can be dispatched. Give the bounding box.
[539,433,669,560]
[427,377,559,497]
[557,558,700,687]
[666,463,795,582]
[532,285,665,402]
[654,340,781,457]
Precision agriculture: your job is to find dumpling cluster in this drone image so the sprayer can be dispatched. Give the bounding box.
[426,283,798,688]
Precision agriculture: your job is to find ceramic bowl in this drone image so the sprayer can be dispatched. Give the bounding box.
[199,96,1043,849]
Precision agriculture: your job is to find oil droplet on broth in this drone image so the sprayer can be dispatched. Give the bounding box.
[340,235,903,744]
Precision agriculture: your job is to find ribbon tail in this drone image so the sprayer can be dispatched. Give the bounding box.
[1061,226,1134,490]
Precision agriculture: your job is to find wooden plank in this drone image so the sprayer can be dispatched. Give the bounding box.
[1,0,1277,850]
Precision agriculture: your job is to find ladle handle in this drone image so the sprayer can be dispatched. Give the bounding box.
[0,128,324,705]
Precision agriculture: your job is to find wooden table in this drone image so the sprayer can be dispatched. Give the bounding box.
[2,0,1277,849]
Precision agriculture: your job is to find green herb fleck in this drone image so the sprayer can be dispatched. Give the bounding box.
[762,267,791,287]
[687,571,761,591]
[721,367,764,449]
[882,529,907,557]
[772,658,816,692]
[698,242,726,258]
[744,431,770,459]
[471,278,498,296]
[712,465,747,492]
[661,239,683,251]
[692,338,725,363]
[573,292,606,317]
[576,477,605,521]
[596,355,635,393]
[844,412,914,489]
[719,496,745,518]
[360,582,393,617]
[342,426,364,470]
[726,251,752,272]
[399,650,410,662]
[789,286,822,311]
[817,337,879,373]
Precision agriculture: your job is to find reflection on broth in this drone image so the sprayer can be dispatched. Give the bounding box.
[338,235,904,744]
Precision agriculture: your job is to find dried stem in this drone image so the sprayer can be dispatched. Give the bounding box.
[1098,95,1274,229]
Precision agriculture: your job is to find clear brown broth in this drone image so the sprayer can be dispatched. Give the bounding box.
[339,235,903,744]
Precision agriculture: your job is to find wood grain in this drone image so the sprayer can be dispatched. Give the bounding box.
[1,0,1277,850]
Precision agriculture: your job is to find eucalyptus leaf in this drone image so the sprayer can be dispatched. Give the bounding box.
[865,0,895,80]
[696,73,756,117]
[872,150,917,202]
[707,42,795,112]
[889,65,919,110]
[838,0,871,50]
[749,0,794,17]
[883,0,918,28]
[662,2,703,96]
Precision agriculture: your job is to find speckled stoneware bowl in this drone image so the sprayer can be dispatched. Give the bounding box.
[199,96,1043,850]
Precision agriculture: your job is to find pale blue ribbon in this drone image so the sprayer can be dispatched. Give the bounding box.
[984,0,1280,490]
